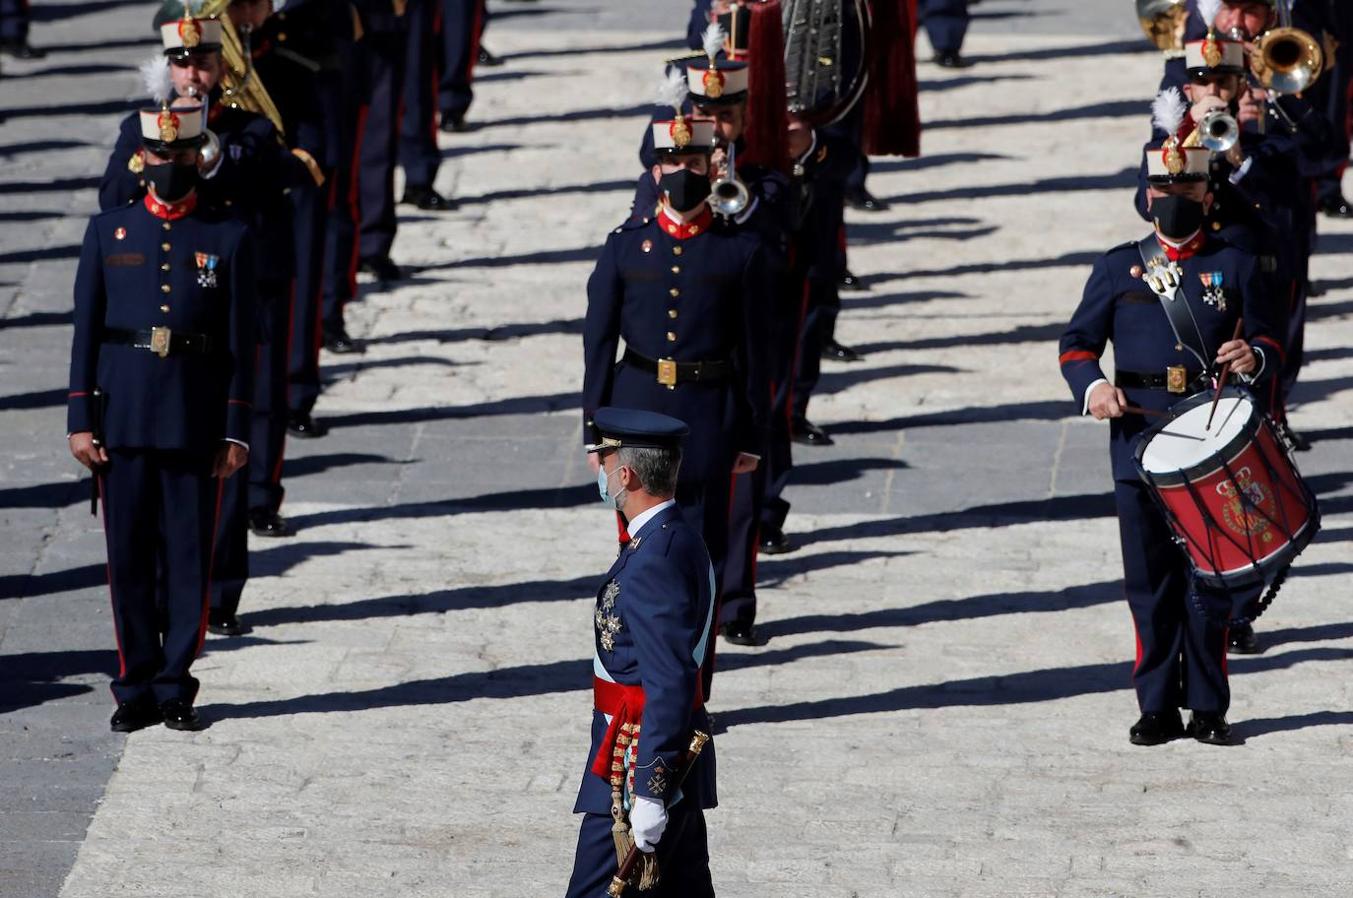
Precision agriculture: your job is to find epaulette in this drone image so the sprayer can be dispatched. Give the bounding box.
[612,216,651,235]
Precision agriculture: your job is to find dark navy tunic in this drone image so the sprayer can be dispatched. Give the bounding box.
[1059,233,1283,481]
[67,196,255,452]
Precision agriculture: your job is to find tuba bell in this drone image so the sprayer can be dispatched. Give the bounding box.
[194,3,286,136]
[782,0,870,125]
[1136,0,1188,53]
[710,141,751,218]
[1250,27,1323,95]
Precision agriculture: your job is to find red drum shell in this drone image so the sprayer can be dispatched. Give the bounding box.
[1135,389,1318,588]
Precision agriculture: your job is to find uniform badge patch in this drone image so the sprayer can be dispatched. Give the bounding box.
[114,227,127,240]
[127,152,144,175]
[195,252,219,288]
[1199,271,1225,311]
[594,580,623,652]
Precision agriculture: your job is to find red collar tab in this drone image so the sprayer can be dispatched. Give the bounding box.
[143,191,198,221]
[658,204,713,240]
[1158,230,1206,262]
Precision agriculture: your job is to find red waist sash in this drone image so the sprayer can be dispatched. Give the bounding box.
[589,677,703,782]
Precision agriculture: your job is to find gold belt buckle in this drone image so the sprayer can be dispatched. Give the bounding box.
[656,358,678,388]
[1166,365,1187,394]
[150,326,172,358]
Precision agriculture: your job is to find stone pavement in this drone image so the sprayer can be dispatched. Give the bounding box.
[3,1,1353,896]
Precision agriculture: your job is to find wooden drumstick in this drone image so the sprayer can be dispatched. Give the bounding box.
[1122,404,1166,418]
[1206,318,1246,431]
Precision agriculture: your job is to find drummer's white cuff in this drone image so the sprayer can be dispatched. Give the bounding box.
[1240,346,1266,383]
[1082,378,1108,415]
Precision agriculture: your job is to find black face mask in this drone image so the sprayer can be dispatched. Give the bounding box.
[145,161,199,203]
[658,168,712,213]
[1152,194,1205,241]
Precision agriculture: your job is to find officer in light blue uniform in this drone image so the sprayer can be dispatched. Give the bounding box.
[67,105,256,734]
[1059,122,1283,748]
[567,408,716,898]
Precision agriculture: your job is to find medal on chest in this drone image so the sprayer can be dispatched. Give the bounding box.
[594,580,623,652]
[195,252,219,288]
[1199,271,1226,311]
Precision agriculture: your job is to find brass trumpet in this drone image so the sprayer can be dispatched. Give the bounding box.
[1250,26,1323,95]
[1198,109,1239,152]
[1136,0,1188,53]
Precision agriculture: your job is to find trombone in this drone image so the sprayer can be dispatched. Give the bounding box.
[710,141,750,219]
[1248,0,1323,96]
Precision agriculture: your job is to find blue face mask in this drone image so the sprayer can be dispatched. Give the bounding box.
[597,465,626,511]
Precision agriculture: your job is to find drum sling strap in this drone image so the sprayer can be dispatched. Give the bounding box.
[1136,237,1214,375]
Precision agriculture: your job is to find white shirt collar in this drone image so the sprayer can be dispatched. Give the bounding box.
[626,499,677,540]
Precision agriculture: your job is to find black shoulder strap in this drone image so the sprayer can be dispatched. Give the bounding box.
[1136,236,1212,372]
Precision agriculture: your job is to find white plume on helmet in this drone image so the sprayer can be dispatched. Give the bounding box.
[139,51,173,105]
[657,68,688,115]
[1197,0,1223,31]
[1151,87,1187,137]
[701,21,726,63]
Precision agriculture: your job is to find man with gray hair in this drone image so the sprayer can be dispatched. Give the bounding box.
[566,407,718,898]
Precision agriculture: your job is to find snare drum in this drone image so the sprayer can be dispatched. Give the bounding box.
[1134,387,1319,590]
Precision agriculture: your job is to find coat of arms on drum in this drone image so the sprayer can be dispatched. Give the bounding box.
[1217,468,1274,542]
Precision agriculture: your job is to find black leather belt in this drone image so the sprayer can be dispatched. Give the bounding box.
[623,348,731,387]
[103,327,213,358]
[1115,369,1210,393]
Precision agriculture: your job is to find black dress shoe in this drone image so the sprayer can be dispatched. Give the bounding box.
[791,420,834,447]
[323,327,364,354]
[758,525,796,555]
[1227,622,1261,655]
[720,622,761,646]
[934,50,972,69]
[401,185,458,211]
[249,508,293,538]
[110,698,162,733]
[0,40,45,59]
[845,187,889,212]
[207,612,243,638]
[1288,428,1311,452]
[838,269,868,291]
[1319,195,1353,218]
[160,699,203,732]
[477,46,503,67]
[287,413,329,439]
[822,340,864,362]
[439,114,470,133]
[1187,711,1233,745]
[359,255,404,283]
[1129,711,1184,746]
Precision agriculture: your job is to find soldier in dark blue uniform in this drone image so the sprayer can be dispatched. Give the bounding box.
[68,105,255,733]
[399,0,457,209]
[584,106,770,685]
[919,0,970,68]
[248,0,335,443]
[566,408,716,898]
[100,14,325,634]
[1060,118,1284,746]
[437,0,485,132]
[354,0,411,283]
[0,0,41,58]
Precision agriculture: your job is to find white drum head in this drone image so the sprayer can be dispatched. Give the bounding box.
[1140,394,1255,474]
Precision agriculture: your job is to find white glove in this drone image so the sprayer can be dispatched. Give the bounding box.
[628,795,668,853]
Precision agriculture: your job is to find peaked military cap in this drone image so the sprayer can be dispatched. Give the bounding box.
[589,408,690,452]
